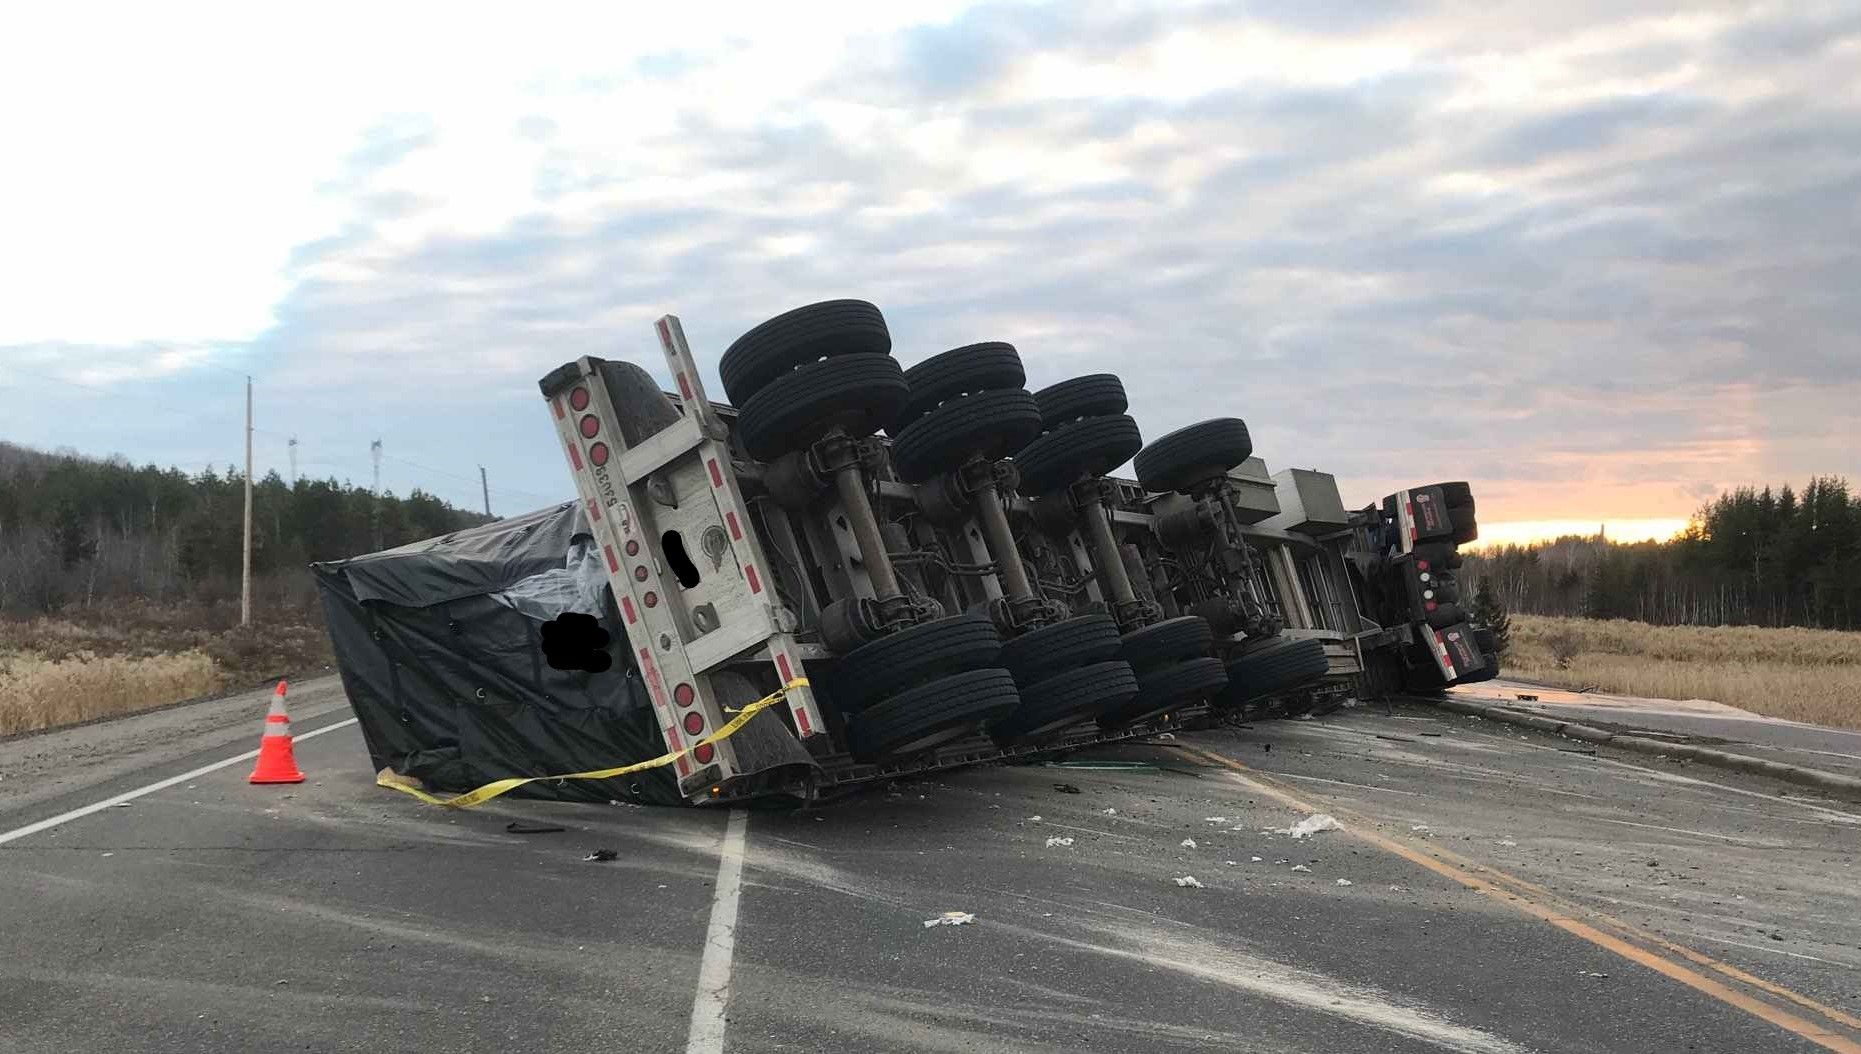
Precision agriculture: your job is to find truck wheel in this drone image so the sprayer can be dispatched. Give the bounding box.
[1422,572,1460,605]
[889,388,1044,483]
[834,614,1003,714]
[736,354,910,462]
[999,613,1122,685]
[1454,663,1499,685]
[1099,656,1228,729]
[1119,615,1213,671]
[720,299,891,405]
[1450,506,1479,545]
[992,660,1138,742]
[847,668,1019,761]
[1426,481,1473,507]
[1425,603,1466,630]
[1034,374,1127,429]
[1011,414,1143,496]
[1473,626,1497,655]
[1134,418,1253,494]
[1411,542,1462,570]
[894,343,1025,428]
[1217,638,1329,706]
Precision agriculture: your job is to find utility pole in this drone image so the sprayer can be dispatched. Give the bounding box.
[370,439,383,550]
[287,436,298,484]
[479,465,492,518]
[241,375,253,627]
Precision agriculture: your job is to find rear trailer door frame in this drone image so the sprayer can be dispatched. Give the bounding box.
[539,316,825,802]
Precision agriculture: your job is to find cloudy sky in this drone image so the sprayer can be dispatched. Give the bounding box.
[2,1,1856,546]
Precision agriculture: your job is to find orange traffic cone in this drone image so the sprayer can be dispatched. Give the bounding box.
[248,680,306,784]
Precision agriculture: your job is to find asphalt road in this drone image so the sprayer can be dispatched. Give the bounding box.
[3,678,1858,1053]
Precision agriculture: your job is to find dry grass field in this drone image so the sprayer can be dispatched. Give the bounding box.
[0,602,331,737]
[1504,615,1861,730]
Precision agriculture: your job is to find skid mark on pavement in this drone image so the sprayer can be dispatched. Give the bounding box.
[1179,745,1861,1053]
[1034,916,1532,1054]
[0,966,431,1014]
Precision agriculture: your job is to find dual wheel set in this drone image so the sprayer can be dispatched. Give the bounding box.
[718,300,1323,762]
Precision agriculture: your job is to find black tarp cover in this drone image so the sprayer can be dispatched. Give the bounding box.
[313,502,686,806]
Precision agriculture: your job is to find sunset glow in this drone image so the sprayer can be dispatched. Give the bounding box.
[1465,519,1692,550]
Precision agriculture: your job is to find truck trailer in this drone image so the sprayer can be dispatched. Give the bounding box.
[320,299,1494,806]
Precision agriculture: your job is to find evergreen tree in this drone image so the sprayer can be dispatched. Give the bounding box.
[1467,576,1512,657]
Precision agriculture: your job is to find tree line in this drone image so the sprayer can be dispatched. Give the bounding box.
[1462,477,1861,631]
[0,440,491,616]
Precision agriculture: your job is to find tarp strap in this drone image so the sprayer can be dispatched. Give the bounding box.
[375,678,810,808]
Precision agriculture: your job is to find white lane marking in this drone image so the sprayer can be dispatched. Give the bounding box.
[686,809,748,1054]
[0,718,359,847]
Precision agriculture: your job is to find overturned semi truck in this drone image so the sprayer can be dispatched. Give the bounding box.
[317,300,1495,806]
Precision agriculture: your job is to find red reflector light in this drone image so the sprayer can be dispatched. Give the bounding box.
[674,682,695,706]
[1416,560,1429,571]
[625,539,639,556]
[633,565,648,581]
[570,387,590,412]
[694,743,715,765]
[579,415,600,438]
[643,590,658,608]
[683,712,705,736]
[589,442,609,466]
[1424,601,1438,612]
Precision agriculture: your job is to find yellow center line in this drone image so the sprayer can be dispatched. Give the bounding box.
[1175,744,1861,1054]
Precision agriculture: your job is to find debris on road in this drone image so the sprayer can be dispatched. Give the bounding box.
[1286,814,1343,839]
[1497,839,1519,847]
[1336,879,1353,886]
[1028,815,1043,822]
[1045,836,1075,848]
[1054,783,1082,794]
[1204,816,1229,823]
[1102,807,1118,815]
[924,911,976,928]
[110,801,132,809]
[1181,838,1198,849]
[1291,864,1312,873]
[1411,825,1432,834]
[1252,856,1264,862]
[582,849,618,862]
[506,821,566,834]
[1174,875,1205,888]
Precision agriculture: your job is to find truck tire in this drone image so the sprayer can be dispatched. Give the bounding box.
[834,614,1003,714]
[1134,418,1253,494]
[1427,481,1473,507]
[1451,506,1479,546]
[1473,626,1497,656]
[1411,542,1462,570]
[1119,615,1214,671]
[1425,602,1466,630]
[1012,414,1143,496]
[1454,663,1499,685]
[992,660,1138,742]
[895,343,1025,428]
[1217,638,1329,706]
[720,300,891,405]
[1099,656,1228,729]
[889,388,1045,483]
[1423,572,1460,605]
[999,613,1122,685]
[736,354,910,462]
[1034,374,1127,429]
[847,667,1019,761]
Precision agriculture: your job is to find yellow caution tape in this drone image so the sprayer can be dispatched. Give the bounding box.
[376,678,809,809]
